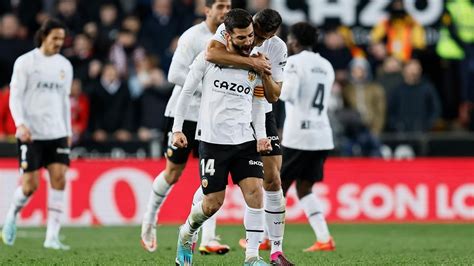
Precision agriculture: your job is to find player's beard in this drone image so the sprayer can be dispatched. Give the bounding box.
[230,40,252,56]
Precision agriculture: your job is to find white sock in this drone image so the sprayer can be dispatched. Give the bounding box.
[6,187,30,220]
[200,215,216,246]
[180,201,209,243]
[193,187,217,246]
[46,188,64,241]
[143,171,172,224]
[265,190,285,254]
[300,193,331,243]
[244,206,264,260]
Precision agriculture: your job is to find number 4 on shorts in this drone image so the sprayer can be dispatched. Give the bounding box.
[200,159,216,176]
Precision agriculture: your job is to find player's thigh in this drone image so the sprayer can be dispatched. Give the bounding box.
[229,141,264,183]
[164,120,197,165]
[43,137,70,170]
[297,150,329,182]
[263,111,282,156]
[198,142,232,195]
[17,139,42,173]
[281,146,305,193]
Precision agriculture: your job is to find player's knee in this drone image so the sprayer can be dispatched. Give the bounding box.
[50,174,66,189]
[23,182,38,196]
[263,170,282,191]
[295,181,312,199]
[244,187,264,208]
[202,197,223,216]
[164,167,184,185]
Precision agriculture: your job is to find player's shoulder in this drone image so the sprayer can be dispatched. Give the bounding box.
[15,48,36,65]
[268,35,286,48]
[56,54,73,69]
[181,21,207,39]
[315,53,334,72]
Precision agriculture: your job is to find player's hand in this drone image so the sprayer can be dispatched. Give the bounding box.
[16,124,32,143]
[172,132,188,148]
[251,53,272,76]
[257,138,272,153]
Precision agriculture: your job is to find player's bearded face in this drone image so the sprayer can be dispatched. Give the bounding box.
[42,28,65,55]
[227,26,254,56]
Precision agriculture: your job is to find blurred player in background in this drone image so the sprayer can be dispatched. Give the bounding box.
[280,22,336,252]
[1,18,73,250]
[140,0,231,254]
[201,8,294,266]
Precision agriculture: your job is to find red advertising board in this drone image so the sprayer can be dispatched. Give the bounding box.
[0,158,472,225]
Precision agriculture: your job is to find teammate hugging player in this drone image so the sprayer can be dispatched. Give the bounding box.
[172,9,272,266]
[280,22,336,252]
[2,19,73,250]
[200,8,294,266]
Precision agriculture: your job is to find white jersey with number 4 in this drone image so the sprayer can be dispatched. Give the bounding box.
[212,23,287,113]
[280,51,335,151]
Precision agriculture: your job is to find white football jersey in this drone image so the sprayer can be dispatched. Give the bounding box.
[280,51,335,151]
[165,21,213,121]
[173,52,266,145]
[9,48,73,140]
[212,23,287,113]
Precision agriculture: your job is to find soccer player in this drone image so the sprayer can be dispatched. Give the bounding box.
[1,19,73,250]
[200,8,294,265]
[280,22,336,252]
[140,0,231,253]
[173,9,271,265]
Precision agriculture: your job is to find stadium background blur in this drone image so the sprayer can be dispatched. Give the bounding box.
[0,0,473,158]
[0,1,472,264]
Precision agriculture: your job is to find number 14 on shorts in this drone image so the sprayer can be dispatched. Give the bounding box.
[200,159,216,176]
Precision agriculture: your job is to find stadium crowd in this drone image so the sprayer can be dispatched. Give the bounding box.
[0,0,473,156]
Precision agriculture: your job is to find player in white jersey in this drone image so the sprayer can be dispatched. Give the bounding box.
[2,19,73,250]
[280,22,336,252]
[172,9,272,266]
[140,0,231,253]
[200,9,294,266]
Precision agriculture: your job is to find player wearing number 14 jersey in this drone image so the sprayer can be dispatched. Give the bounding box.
[280,22,336,252]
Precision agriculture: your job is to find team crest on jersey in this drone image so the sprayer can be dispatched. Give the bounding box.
[248,70,257,82]
[59,69,65,80]
[201,177,208,188]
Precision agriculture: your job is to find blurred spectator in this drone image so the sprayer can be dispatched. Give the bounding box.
[388,59,441,133]
[370,0,426,63]
[130,55,173,141]
[140,0,187,72]
[367,42,387,77]
[343,58,386,136]
[318,27,352,85]
[88,63,134,142]
[95,3,121,60]
[109,28,145,77]
[77,0,123,22]
[376,56,404,99]
[437,0,474,129]
[70,79,90,144]
[122,15,141,35]
[0,13,33,87]
[68,33,95,81]
[248,0,269,14]
[17,0,48,35]
[55,0,83,36]
[0,86,15,141]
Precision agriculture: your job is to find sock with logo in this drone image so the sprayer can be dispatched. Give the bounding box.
[46,188,64,241]
[300,193,331,243]
[244,206,264,260]
[143,171,173,224]
[265,189,285,254]
[6,187,30,221]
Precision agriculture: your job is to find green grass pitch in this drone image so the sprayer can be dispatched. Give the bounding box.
[1,224,473,265]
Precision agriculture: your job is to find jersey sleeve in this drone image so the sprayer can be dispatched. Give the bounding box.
[269,40,288,83]
[172,52,208,132]
[211,23,227,45]
[63,61,73,136]
[280,57,300,103]
[168,32,195,87]
[9,56,28,127]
